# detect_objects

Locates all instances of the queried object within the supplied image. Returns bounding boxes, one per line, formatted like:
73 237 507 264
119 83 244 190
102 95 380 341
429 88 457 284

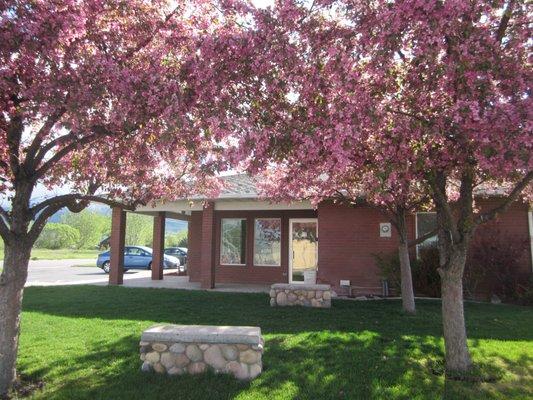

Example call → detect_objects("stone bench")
140 324 264 380
270 283 332 308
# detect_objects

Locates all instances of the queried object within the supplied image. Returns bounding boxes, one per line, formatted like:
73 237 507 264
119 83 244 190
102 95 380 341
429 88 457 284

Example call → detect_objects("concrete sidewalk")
25 259 270 293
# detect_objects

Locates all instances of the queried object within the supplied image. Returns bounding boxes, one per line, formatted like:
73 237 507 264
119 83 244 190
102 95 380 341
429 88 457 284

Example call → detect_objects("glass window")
126 247 143 256
220 219 247 265
254 218 282 266
416 212 438 256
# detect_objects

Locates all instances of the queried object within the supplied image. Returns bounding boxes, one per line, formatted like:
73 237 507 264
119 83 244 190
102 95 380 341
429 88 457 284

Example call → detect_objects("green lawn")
0 248 100 261
18 287 533 400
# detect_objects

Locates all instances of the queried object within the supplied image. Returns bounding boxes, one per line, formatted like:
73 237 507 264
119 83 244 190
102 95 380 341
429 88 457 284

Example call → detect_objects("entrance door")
289 219 318 283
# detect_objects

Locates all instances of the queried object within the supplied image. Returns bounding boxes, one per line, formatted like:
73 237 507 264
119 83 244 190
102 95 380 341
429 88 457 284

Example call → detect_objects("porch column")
109 207 126 285
151 212 165 280
200 201 215 289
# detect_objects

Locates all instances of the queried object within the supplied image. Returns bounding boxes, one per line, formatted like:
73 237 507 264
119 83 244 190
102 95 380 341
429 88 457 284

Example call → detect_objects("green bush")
62 210 110 249
125 213 153 246
414 247 441 297
165 231 188 248
35 223 81 250
375 252 402 293
375 247 441 298
466 226 529 301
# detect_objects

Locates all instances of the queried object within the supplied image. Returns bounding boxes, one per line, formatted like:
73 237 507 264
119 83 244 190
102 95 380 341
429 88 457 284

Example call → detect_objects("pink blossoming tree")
0 0 246 394
231 0 532 374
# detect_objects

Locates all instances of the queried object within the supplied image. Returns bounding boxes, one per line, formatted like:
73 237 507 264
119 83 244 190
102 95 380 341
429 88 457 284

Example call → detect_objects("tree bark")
396 208 416 314
439 246 472 374
0 242 31 397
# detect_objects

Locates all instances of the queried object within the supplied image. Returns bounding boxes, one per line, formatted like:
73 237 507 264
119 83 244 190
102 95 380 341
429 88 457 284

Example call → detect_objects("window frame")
253 217 282 267
219 218 247 266
415 211 438 259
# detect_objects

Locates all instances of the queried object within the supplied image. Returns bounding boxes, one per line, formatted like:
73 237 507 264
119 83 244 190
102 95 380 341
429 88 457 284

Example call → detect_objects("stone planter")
270 283 332 308
140 324 264 380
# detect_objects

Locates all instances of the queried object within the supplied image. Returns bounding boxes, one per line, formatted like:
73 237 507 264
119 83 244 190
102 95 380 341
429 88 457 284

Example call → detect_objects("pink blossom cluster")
0 0 255 206
227 0 531 207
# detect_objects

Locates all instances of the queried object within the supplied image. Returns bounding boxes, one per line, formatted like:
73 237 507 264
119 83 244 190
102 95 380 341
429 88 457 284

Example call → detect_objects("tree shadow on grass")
18 286 533 399
21 286 533 341
20 330 448 400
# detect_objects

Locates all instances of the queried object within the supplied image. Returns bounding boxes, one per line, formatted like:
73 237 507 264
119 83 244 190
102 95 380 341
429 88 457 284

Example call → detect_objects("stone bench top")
271 283 331 291
141 324 262 345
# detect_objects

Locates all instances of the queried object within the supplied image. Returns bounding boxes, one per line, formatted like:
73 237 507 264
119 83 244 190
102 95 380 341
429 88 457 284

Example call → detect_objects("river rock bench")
270 283 332 308
140 324 264 380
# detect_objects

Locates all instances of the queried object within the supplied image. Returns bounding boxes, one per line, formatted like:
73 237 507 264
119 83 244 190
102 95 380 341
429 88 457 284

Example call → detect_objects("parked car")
97 246 180 273
164 247 187 271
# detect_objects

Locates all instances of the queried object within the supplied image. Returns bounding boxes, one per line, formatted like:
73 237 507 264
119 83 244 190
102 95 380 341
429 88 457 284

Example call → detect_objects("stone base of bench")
140 325 263 380
270 283 332 308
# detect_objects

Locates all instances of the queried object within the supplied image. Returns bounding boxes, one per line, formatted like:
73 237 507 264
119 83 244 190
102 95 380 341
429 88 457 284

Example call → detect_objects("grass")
0 248 100 261
18 286 533 400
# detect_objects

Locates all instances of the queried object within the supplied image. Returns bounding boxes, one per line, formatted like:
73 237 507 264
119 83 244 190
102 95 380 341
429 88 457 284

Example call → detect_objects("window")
254 218 282 266
416 212 438 257
220 218 247 265
126 247 144 256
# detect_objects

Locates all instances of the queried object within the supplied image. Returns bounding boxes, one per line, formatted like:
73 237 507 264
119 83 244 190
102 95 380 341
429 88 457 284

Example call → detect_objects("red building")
111 174 533 297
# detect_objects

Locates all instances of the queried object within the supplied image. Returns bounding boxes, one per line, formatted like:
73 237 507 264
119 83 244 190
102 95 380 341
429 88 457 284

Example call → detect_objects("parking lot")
25 259 152 287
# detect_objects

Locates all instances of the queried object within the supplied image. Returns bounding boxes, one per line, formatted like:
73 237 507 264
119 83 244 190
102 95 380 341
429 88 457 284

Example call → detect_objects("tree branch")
27 202 65 242
408 228 438 248
28 194 139 242
427 171 460 243
0 206 10 242
496 0 516 44
122 5 180 60
33 125 116 180
31 194 137 216
32 130 81 169
24 107 67 168
6 112 23 177
386 107 431 125
476 171 533 224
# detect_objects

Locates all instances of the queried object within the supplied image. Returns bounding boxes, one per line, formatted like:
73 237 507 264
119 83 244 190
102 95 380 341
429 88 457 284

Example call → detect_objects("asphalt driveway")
25 259 152 287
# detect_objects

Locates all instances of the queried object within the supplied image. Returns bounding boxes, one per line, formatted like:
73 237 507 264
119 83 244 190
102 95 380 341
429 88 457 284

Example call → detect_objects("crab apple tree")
0 0 249 394
229 0 532 374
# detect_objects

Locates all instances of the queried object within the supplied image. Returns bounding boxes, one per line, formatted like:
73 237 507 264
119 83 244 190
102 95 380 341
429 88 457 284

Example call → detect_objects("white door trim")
288 218 318 284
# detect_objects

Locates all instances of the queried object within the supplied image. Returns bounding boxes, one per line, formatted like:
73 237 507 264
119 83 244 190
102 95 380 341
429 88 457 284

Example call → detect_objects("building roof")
217 174 259 199
214 173 511 200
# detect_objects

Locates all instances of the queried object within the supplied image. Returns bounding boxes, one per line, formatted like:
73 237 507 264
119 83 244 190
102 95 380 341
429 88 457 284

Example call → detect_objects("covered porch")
106 199 200 286
107 174 317 290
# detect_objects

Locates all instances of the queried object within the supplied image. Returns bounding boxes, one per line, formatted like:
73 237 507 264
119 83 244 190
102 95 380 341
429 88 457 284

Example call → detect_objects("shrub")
124 213 153 246
35 223 81 249
466 226 528 301
375 247 441 297
62 209 110 249
515 275 533 306
413 247 441 298
375 252 402 293
165 231 188 248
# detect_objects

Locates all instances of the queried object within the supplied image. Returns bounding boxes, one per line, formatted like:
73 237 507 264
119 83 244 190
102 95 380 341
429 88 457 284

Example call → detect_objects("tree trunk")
439 247 472 374
0 242 31 397
396 208 416 314
398 240 416 314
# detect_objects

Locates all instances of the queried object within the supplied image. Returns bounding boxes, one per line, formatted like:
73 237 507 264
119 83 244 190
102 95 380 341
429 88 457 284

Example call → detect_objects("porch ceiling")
135 198 314 214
